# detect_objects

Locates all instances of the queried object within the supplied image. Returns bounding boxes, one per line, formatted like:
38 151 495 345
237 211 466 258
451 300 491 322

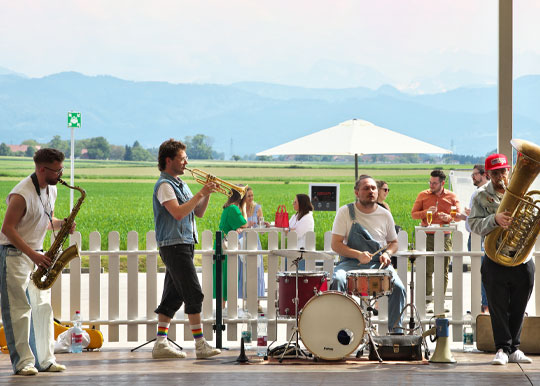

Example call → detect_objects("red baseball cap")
485 153 510 171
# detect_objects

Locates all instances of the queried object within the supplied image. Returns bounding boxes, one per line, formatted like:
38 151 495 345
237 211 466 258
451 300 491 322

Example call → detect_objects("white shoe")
195 339 221 359
509 349 532 363
492 349 509 365
426 303 434 313
152 340 187 359
16 365 38 376
45 362 66 372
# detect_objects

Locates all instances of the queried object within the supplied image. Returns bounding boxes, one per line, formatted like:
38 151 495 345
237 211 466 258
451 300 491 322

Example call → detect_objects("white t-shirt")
288 212 314 249
157 183 177 204
332 203 397 248
0 176 57 250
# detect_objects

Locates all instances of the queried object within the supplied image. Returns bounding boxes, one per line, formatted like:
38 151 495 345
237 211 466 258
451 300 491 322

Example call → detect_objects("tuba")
185 167 247 198
485 139 540 267
32 179 86 290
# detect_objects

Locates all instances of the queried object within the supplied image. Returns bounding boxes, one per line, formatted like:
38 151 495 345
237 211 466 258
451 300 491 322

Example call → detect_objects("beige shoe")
195 339 221 359
152 340 187 359
16 365 38 376
44 362 66 372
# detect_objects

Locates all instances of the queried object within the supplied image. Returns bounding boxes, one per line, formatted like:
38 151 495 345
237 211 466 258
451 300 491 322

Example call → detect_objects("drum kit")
269 249 394 362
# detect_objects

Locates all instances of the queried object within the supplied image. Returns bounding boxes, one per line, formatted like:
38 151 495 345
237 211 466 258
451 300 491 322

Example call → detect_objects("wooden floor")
1 345 539 385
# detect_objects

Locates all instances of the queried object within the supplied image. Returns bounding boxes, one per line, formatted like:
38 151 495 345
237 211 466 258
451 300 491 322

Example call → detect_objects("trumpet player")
469 153 534 365
151 138 221 360
0 148 69 375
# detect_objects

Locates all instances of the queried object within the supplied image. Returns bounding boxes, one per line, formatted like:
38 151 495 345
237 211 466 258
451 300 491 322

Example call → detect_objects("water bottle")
463 311 474 352
71 310 84 353
257 313 267 357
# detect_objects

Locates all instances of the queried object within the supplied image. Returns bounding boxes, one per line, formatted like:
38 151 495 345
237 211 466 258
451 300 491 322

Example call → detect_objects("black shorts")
154 244 204 317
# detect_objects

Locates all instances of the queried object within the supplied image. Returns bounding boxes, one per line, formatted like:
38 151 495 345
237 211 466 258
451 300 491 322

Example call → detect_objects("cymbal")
270 249 334 260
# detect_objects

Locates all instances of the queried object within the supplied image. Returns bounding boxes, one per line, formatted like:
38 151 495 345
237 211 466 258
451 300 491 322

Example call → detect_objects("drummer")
330 175 406 333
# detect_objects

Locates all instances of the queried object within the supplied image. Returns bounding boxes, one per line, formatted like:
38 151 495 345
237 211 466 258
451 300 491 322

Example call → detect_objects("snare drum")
299 291 365 360
276 271 328 317
346 269 393 297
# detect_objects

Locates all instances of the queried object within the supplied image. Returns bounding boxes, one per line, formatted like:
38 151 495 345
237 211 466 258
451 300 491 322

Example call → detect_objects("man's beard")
358 197 377 207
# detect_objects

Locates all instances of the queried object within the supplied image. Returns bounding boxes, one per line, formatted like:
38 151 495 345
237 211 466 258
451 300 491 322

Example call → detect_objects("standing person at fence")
330 175 406 333
376 180 391 212
287 193 314 270
239 187 266 312
411 169 465 313
0 148 69 376
214 189 247 309
469 153 534 365
152 138 221 359
465 164 489 314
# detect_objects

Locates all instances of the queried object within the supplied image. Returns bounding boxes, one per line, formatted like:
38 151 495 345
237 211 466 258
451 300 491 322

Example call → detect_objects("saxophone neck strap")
31 172 54 230
30 172 49 196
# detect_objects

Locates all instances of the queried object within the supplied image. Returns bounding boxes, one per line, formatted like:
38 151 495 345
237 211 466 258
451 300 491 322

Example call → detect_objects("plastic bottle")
257 313 267 357
463 311 474 352
71 310 84 353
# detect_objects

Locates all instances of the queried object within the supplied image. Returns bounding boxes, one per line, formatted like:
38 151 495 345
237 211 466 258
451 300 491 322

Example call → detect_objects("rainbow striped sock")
157 322 169 342
191 324 203 341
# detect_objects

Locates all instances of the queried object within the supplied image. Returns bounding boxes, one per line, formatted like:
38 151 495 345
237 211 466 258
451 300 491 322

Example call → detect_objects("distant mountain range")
1 70 539 158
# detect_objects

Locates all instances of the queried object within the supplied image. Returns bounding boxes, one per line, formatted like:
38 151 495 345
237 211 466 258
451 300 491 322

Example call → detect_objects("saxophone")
32 179 86 290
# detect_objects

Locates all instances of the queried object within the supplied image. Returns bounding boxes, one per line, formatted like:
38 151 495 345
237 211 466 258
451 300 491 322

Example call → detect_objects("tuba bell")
485 139 540 267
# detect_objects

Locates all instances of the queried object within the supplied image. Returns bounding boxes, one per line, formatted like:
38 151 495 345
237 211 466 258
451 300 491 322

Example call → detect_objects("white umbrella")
256 119 452 179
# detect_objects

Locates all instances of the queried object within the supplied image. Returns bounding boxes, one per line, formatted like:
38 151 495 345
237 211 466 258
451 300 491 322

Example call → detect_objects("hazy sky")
1 0 540 91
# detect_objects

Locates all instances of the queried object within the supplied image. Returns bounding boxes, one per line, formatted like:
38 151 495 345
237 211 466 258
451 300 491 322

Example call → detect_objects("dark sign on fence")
309 183 340 211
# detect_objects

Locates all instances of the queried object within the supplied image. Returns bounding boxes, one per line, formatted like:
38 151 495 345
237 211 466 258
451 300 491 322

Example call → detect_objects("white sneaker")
152 340 187 359
195 339 221 359
16 365 38 376
426 303 434 313
509 349 532 363
45 362 66 372
492 349 509 365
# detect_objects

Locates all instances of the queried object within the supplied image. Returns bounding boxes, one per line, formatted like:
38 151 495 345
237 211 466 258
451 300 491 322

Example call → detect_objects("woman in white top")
288 194 314 270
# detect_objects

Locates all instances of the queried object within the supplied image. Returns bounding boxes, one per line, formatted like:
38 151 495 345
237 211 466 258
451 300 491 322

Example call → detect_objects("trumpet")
185 167 247 198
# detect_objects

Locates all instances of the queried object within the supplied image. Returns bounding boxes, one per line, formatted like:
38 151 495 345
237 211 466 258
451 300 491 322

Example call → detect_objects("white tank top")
0 175 57 250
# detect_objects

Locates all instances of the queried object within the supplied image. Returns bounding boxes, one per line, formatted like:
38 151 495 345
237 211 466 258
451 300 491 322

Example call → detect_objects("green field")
0 157 471 252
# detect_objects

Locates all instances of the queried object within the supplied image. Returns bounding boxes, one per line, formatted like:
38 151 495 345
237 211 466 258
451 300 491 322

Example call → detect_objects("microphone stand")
214 231 226 349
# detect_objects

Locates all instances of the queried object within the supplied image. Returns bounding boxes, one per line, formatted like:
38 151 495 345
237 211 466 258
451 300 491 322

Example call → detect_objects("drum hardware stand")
355 296 383 362
278 253 310 363
394 253 430 360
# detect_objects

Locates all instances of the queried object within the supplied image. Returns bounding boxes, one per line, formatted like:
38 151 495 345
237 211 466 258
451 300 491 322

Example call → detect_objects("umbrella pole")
355 153 358 181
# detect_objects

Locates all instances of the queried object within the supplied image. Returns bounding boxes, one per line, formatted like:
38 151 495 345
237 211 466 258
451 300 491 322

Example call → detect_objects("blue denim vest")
153 172 198 247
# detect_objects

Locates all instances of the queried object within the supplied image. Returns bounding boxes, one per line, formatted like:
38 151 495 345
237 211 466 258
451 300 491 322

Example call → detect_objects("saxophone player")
469 153 534 365
0 148 73 375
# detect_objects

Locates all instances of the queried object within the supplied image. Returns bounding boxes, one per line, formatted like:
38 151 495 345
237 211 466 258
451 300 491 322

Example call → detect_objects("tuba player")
469 153 534 365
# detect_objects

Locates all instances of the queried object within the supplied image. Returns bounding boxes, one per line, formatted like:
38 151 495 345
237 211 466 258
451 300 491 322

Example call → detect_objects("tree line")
0 134 224 161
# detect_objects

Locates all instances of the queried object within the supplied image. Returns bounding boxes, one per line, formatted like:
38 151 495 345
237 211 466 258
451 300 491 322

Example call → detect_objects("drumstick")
358 246 388 266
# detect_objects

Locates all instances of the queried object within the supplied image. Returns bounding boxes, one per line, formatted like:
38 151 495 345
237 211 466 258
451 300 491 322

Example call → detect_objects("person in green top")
214 188 247 309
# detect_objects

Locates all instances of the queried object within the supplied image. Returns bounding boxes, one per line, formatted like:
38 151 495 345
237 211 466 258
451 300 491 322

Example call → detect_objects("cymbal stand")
355 296 383 362
395 253 430 359
278 252 310 362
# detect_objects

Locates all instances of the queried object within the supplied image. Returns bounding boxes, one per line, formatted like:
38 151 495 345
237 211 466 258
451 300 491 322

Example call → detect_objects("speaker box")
476 314 540 353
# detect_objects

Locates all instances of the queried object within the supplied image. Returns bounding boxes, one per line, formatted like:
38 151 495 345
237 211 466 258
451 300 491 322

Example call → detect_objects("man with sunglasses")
0 148 69 375
469 153 534 365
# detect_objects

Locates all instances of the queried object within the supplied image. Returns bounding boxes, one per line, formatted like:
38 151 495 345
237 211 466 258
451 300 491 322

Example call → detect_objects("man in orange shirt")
411 169 465 312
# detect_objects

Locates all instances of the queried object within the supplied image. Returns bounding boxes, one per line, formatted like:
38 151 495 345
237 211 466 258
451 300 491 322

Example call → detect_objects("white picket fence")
21 229 540 344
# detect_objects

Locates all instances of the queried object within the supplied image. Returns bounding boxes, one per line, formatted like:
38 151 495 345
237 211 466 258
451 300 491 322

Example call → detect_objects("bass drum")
298 291 365 360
